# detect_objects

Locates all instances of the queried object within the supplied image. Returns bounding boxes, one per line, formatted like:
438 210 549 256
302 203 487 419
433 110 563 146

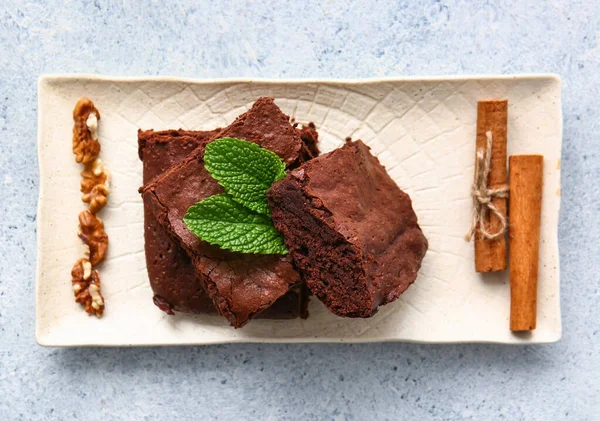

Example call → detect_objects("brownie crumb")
153 295 176 315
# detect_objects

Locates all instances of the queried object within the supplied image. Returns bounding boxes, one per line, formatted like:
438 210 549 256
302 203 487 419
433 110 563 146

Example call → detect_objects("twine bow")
465 131 509 242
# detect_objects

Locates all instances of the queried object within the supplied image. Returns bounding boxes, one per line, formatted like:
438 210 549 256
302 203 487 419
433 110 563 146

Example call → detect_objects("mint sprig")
184 194 287 255
183 138 288 255
204 137 286 215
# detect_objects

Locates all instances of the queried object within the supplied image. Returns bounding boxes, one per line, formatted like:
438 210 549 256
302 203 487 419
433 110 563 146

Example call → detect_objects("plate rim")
38 72 562 87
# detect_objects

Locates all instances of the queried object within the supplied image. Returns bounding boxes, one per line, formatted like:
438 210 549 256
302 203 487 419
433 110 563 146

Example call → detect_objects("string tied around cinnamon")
465 131 509 242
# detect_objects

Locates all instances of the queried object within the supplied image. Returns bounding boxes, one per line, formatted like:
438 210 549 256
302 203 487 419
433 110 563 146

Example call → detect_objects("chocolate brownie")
139 126 315 318
267 140 428 318
139 129 220 315
142 98 311 327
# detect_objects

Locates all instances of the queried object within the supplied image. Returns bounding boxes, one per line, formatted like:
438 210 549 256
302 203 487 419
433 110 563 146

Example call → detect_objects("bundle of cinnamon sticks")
469 100 544 332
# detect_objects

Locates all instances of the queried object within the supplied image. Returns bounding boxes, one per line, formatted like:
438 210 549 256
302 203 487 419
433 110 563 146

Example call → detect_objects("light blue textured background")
1 1 598 420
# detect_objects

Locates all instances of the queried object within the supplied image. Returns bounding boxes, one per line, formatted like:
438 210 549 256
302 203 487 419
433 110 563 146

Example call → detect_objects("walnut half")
78 210 108 266
72 98 101 164
81 159 111 213
72 258 104 317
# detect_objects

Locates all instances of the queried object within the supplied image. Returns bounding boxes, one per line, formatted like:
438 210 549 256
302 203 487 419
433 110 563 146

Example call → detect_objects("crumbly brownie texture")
296 122 320 161
142 98 310 327
139 127 313 318
267 140 428 318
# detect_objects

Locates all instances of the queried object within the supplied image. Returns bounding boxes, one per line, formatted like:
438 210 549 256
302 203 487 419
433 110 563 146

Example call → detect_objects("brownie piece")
139 126 313 319
139 129 220 315
142 98 310 327
267 140 428 318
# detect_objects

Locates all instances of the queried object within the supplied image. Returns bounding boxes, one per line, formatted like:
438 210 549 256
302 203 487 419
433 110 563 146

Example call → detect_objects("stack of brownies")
139 97 427 328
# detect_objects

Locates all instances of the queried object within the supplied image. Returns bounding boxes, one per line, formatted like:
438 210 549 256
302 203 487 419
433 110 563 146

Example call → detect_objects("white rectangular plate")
36 74 562 346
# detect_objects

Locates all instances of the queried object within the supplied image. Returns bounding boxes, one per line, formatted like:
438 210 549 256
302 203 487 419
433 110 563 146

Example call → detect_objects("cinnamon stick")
509 155 544 331
474 100 508 272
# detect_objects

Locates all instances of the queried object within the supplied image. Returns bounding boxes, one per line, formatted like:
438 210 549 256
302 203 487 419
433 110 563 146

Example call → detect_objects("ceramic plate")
36 74 562 346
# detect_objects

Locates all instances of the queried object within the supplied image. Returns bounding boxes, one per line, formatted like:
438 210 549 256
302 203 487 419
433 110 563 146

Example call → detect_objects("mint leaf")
204 137 286 215
183 194 288 255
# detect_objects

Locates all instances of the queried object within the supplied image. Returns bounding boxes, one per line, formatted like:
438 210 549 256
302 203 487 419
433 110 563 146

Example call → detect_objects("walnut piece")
81 159 111 213
72 258 104 317
78 210 108 266
72 98 101 164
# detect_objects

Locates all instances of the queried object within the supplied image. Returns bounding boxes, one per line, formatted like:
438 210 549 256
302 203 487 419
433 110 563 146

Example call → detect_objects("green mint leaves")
183 194 288 255
183 138 288 255
204 137 286 215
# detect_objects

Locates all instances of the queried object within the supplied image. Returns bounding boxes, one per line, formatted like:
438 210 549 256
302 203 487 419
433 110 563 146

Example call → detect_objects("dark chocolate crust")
141 98 311 327
267 140 428 318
